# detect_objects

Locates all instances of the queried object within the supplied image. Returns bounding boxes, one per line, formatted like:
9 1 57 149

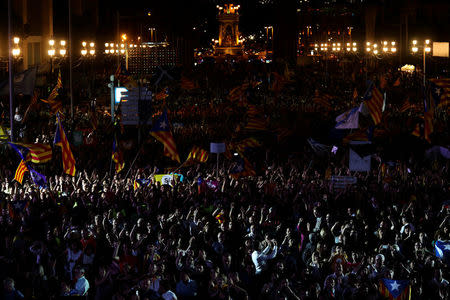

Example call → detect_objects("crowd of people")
0 59 449 300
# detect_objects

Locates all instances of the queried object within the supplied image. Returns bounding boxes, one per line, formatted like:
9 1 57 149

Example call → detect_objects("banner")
330 176 357 190
153 174 179 186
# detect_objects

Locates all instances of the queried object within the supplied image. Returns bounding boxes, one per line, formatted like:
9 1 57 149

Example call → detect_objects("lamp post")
48 39 67 74
411 39 431 87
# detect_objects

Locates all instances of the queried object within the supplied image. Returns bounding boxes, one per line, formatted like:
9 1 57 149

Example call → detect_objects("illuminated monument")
214 3 243 56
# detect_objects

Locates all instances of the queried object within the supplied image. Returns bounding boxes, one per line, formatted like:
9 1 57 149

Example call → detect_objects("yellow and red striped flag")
313 90 333 111
54 114 76 176
364 83 383 125
180 77 197 90
186 146 208 163
14 160 28 184
228 83 249 101
15 143 52 163
150 111 180 163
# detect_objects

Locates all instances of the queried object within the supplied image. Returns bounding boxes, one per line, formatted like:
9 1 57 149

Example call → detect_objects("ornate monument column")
214 3 243 56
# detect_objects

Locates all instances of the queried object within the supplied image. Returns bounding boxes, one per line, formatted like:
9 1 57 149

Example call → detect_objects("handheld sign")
210 143 225 154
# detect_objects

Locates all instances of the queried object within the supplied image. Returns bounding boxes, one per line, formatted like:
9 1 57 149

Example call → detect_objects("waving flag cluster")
150 110 180 163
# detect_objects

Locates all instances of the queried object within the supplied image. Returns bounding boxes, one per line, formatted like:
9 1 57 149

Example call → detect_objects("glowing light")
60 40 66 46
13 37 20 44
12 48 20 56
59 49 66 56
81 49 87 55
49 39 55 46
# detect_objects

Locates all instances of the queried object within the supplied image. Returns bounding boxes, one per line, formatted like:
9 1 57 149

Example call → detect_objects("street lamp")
12 36 20 57
411 39 431 86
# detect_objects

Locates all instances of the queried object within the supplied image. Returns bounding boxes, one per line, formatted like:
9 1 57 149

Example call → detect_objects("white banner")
331 176 357 189
433 42 449 58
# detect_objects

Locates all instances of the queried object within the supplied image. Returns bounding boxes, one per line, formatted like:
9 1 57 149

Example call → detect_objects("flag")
270 72 287 93
112 135 125 173
378 279 411 300
399 99 412 113
0 67 37 96
307 138 331 154
275 127 294 143
180 76 197 90
29 168 47 189
48 70 63 101
150 111 180 163
185 146 209 164
245 116 267 131
115 63 132 86
14 160 28 184
435 240 450 264
133 179 151 191
22 90 39 123
235 138 261 155
342 128 370 144
155 88 169 100
313 91 333 111
54 113 76 176
41 71 63 114
429 78 450 108
352 88 359 101
230 156 255 178
228 83 249 101
424 109 433 143
40 97 62 115
12 143 52 163
363 82 383 125
335 106 360 129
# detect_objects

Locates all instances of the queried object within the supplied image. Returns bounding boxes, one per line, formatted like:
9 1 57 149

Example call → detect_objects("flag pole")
8 0 14 142
69 0 74 120
124 143 144 179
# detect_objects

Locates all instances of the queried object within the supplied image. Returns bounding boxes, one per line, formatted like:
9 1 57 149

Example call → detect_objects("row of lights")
81 41 95 56
48 39 67 57
315 42 358 52
412 39 431 53
366 41 397 54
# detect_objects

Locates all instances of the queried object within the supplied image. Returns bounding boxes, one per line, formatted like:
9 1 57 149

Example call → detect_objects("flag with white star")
379 278 411 300
435 240 450 264
429 78 450 108
150 110 180 163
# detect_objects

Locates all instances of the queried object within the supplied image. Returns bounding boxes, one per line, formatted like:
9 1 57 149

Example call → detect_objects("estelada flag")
378 279 411 300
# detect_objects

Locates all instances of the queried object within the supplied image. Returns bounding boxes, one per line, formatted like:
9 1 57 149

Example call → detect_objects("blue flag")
29 168 47 189
435 240 450 264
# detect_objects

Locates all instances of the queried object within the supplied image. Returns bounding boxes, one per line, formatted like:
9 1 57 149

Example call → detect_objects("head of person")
74 268 85 280
3 278 15 292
